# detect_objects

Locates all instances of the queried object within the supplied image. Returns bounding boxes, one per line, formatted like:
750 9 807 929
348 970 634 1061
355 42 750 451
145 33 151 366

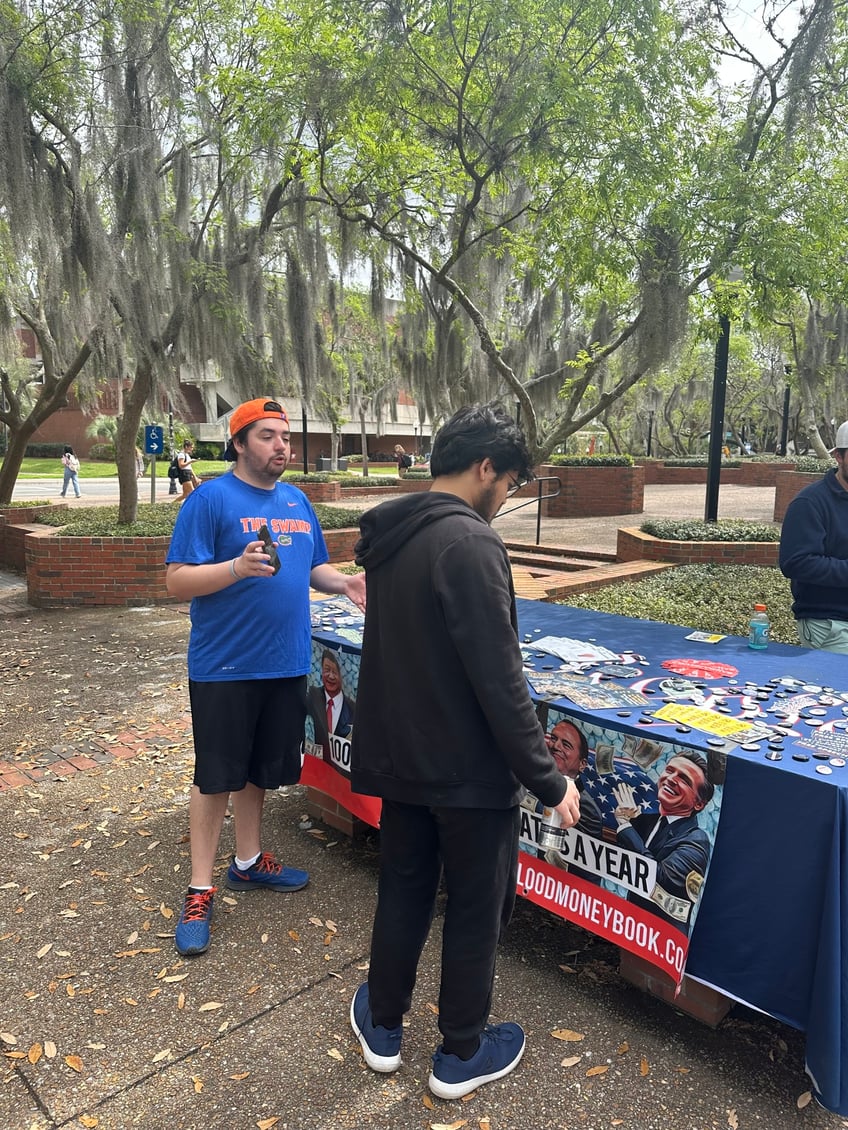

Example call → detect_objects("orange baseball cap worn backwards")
228 398 289 438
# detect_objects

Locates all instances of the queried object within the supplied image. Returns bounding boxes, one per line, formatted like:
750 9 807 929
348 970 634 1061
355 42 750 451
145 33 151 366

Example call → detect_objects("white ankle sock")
234 851 260 871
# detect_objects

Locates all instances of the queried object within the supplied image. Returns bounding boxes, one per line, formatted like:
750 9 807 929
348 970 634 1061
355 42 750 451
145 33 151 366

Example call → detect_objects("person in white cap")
779 420 848 652
165 398 366 957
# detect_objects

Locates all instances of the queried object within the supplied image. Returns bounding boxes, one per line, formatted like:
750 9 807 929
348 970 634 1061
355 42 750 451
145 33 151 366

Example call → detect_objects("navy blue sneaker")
429 1022 526 1099
175 887 216 956
225 852 309 892
350 983 402 1072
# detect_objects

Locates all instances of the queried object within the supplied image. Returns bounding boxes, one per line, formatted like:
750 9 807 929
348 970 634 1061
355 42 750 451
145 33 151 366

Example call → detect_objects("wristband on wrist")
230 557 241 580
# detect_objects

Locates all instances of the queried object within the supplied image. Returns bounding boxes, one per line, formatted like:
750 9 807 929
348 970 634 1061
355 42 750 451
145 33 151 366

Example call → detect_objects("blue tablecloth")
514 600 848 1114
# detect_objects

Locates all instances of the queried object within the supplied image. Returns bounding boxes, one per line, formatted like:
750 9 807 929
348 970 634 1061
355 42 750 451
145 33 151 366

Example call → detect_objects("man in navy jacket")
780 420 848 653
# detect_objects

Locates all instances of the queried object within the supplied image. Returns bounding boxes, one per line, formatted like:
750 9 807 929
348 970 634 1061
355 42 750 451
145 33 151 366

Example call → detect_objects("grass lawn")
15 457 400 480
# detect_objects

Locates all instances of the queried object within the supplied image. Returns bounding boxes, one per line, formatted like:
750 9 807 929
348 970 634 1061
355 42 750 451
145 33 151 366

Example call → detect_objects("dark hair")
429 403 533 480
63 445 74 455
320 648 341 674
551 718 589 764
670 751 715 807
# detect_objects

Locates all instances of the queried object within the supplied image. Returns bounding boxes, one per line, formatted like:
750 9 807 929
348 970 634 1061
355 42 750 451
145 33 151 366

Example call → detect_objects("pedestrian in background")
135 446 145 478
60 445 81 498
177 439 200 497
350 402 580 1100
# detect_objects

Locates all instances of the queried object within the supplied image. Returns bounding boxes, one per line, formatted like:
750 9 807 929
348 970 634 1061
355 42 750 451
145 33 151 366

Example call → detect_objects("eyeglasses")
505 474 528 496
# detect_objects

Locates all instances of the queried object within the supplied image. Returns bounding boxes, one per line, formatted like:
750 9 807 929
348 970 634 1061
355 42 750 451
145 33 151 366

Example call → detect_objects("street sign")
144 425 164 455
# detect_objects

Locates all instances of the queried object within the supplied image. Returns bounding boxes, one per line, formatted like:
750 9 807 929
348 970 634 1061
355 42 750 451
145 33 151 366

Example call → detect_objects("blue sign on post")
144 425 164 455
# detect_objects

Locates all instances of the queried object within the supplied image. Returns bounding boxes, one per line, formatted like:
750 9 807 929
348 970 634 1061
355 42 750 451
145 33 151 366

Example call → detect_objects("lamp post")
705 268 743 523
646 410 654 457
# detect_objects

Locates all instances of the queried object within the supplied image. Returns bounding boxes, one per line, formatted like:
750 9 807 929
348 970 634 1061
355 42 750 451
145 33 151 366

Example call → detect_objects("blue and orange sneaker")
225 851 309 892
175 887 216 956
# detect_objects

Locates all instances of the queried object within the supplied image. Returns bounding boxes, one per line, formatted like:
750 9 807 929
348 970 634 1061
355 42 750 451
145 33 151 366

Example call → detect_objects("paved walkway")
3 479 842 1130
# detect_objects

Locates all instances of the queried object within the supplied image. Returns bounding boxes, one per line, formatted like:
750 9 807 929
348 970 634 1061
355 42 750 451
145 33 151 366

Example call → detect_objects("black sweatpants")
367 798 520 1054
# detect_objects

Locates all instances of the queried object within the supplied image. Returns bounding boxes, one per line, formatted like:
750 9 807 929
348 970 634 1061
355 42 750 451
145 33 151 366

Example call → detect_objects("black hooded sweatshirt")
350 491 568 810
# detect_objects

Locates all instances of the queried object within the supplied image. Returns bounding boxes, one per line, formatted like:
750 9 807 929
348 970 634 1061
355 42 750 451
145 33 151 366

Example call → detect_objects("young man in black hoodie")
349 403 580 1100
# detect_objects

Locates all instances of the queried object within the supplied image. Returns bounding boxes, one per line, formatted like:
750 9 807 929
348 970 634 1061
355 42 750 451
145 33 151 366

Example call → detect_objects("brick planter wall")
773 471 820 522
0 504 67 571
322 527 360 561
637 462 794 487
26 528 174 608
617 527 779 567
291 480 342 502
539 464 644 518
19 523 362 607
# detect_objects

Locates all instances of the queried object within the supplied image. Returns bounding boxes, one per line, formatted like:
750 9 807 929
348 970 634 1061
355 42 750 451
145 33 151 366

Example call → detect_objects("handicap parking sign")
144 425 164 455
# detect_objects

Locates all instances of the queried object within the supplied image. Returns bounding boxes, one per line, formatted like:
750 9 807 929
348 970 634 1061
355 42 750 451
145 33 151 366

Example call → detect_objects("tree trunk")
330 426 340 470
359 408 369 477
0 422 39 505
115 357 154 524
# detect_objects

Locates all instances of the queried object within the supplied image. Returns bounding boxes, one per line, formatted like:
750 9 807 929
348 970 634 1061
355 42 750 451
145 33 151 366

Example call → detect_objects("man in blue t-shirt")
166 398 366 957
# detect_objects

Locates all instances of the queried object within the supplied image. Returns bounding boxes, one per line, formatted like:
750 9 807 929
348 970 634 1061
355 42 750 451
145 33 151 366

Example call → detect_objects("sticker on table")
657 678 705 701
794 730 848 757
652 702 753 739
661 658 739 679
553 681 651 710
595 664 644 679
684 631 728 643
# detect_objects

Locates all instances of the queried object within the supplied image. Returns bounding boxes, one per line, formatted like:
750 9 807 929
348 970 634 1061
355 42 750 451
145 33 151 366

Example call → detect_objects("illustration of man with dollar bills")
613 751 714 935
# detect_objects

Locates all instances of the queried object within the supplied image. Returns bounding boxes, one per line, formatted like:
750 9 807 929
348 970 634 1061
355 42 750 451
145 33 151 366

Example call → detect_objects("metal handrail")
493 475 562 546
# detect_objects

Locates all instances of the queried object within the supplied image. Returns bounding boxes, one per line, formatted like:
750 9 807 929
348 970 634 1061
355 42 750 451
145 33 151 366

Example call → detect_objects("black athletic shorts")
188 676 308 794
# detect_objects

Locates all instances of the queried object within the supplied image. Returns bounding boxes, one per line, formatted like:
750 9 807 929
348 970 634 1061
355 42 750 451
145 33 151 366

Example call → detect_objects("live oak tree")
0 0 312 516
243 0 848 465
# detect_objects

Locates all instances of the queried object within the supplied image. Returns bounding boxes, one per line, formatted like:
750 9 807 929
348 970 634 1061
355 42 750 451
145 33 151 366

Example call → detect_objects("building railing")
494 475 562 545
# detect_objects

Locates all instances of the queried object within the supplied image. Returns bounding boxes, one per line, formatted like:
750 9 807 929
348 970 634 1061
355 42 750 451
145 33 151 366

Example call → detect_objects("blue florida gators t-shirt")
166 471 329 681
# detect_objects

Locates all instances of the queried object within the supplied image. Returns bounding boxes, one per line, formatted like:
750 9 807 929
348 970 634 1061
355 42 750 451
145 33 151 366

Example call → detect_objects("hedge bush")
547 454 633 467
24 443 67 458
661 457 742 468
563 563 796 643
88 443 117 461
794 456 833 474
640 518 781 542
33 501 365 536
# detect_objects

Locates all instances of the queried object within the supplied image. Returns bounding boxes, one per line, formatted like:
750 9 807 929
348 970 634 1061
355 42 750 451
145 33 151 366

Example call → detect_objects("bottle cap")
753 603 767 611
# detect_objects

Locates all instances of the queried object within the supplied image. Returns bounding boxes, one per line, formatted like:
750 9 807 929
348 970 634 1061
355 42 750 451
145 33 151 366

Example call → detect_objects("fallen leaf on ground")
560 1055 581 1068
429 1122 467 1130
27 1043 42 1064
479 1119 491 1130
796 1092 812 1109
36 943 53 960
152 1049 171 1063
327 1048 344 1062
80 1116 98 1128
199 1001 223 1011
230 1072 250 1081
422 1095 435 1110
727 1109 739 1128
65 1054 83 1072
640 1056 649 1076
44 1041 57 1058
0 1033 17 1045
257 1119 279 1129
551 1028 584 1042
192 1076 203 1093
617 1041 629 1055
586 1064 609 1077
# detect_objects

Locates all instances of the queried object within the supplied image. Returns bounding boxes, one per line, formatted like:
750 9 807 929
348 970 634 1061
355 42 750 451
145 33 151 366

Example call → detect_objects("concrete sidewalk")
1 745 841 1130
0 581 843 1130
10 477 780 557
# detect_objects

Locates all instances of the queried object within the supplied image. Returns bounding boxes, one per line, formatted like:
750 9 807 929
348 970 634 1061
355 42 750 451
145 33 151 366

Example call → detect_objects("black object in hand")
257 525 281 574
